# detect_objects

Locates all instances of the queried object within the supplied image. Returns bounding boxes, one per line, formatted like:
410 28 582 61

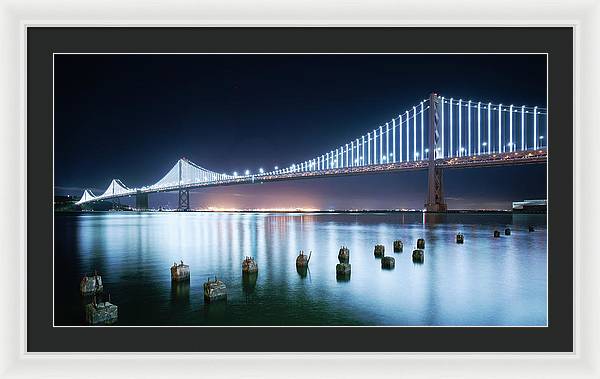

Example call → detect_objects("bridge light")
482 142 487 147
425 148 429 153
539 136 544 139
245 170 250 176
233 171 238 177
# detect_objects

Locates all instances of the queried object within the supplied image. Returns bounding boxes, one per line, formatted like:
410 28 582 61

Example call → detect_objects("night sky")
54 54 547 210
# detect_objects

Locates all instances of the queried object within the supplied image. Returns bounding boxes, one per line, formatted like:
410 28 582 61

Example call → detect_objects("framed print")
0 0 597 376
28 26 571 353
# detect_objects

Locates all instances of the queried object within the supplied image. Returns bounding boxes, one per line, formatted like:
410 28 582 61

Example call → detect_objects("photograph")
53 53 548 327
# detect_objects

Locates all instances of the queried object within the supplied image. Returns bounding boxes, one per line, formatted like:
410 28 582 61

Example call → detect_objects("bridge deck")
82 149 547 203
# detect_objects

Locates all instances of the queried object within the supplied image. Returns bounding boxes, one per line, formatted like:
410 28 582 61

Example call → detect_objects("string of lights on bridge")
230 96 546 179
76 94 547 205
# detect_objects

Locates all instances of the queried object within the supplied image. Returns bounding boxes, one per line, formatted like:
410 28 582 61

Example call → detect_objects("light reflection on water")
54 212 547 326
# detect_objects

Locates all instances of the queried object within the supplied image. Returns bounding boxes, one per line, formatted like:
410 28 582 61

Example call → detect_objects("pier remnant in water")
456 233 464 244
242 256 258 274
505 228 511 236
417 238 425 249
393 240 403 252
296 250 311 267
203 277 227 302
80 271 103 295
381 256 395 269
338 246 350 263
336 262 351 277
528 225 535 232
85 296 118 325
412 249 424 263
374 244 385 258
493 230 501 238
171 260 190 282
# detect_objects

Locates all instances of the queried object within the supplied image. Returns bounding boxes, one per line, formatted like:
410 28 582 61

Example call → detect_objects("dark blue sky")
54 54 547 210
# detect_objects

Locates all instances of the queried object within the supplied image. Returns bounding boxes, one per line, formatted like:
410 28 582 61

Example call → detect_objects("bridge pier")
111 197 121 210
178 189 190 211
425 165 447 212
135 191 149 210
425 92 448 212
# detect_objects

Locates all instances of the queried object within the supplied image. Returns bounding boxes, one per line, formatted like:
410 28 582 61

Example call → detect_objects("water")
54 212 547 326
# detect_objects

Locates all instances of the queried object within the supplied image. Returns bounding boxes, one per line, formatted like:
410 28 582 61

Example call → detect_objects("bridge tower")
178 159 190 211
425 92 448 212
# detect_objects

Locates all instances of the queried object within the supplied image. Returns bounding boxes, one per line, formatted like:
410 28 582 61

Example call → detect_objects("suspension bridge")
75 93 547 211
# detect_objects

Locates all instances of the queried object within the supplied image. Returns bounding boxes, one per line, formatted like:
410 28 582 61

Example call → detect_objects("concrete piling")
85 296 118 325
393 240 403 252
456 233 464 244
505 228 511 236
80 271 103 296
374 244 385 258
417 238 425 249
412 249 424 263
528 225 535 232
242 256 258 274
338 246 350 263
171 260 190 282
336 262 351 277
203 276 227 302
493 230 501 238
296 250 311 267
381 256 395 269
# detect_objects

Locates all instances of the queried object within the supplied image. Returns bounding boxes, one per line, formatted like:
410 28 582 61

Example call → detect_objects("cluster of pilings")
79 270 118 325
90 224 539 321
492 225 535 238
368 238 427 268
372 243 395 269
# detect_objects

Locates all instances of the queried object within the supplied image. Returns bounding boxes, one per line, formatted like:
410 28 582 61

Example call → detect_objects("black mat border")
28 27 573 352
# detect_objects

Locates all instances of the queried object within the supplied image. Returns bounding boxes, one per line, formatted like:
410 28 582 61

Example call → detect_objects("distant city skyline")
54 54 547 210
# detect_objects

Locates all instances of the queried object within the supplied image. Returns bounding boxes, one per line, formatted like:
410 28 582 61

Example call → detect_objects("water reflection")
242 272 258 295
55 211 548 326
170 281 190 305
296 266 308 279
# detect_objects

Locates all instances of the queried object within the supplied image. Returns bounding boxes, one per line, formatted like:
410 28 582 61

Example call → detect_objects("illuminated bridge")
76 93 547 211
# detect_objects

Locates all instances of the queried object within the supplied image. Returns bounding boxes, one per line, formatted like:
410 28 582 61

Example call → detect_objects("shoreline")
54 209 546 215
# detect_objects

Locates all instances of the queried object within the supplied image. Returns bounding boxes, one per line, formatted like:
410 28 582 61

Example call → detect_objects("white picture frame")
0 0 596 377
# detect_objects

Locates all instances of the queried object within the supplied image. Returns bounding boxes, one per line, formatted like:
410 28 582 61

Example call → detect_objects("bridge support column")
136 191 149 210
112 197 121 210
178 189 190 211
425 92 448 212
426 166 447 212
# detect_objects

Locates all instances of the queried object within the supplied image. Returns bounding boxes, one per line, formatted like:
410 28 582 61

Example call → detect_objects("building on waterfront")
512 199 547 213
